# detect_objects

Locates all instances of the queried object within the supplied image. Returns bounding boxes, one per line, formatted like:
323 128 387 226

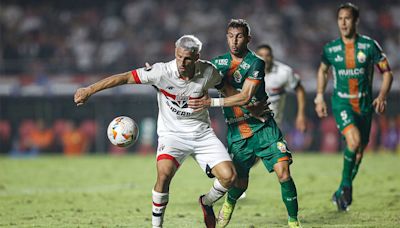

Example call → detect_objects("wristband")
210 98 224 107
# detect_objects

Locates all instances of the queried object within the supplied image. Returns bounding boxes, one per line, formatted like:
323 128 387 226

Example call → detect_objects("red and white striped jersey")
131 59 222 137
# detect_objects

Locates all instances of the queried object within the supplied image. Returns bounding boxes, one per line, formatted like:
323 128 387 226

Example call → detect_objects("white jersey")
131 59 222 137
264 60 300 125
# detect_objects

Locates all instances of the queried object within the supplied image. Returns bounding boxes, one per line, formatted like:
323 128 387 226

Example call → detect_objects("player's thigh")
157 135 192 168
229 138 257 179
192 131 232 177
258 140 293 173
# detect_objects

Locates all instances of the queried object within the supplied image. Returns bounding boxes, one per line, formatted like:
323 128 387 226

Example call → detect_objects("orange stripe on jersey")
228 59 253 138
131 70 142 84
228 59 241 77
232 106 253 138
278 156 290 162
342 123 355 135
348 78 360 113
345 42 356 68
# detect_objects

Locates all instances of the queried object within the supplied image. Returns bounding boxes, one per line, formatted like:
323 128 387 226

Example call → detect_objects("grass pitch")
1 153 399 227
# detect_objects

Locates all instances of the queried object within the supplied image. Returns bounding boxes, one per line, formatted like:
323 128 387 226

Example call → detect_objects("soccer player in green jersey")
189 19 301 228
314 3 393 211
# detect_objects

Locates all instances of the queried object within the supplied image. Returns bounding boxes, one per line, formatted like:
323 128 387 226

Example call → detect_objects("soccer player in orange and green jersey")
314 3 393 211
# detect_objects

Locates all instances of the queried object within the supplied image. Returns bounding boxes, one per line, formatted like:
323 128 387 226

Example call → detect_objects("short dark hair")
337 2 359 21
256 44 273 54
227 19 251 37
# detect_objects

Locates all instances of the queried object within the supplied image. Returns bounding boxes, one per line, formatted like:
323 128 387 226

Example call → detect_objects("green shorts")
228 119 292 178
332 104 372 146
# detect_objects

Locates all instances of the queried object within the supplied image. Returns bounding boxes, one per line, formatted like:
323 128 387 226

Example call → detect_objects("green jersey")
212 50 268 142
321 34 389 114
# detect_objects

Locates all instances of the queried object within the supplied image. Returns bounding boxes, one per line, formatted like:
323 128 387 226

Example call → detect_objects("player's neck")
230 49 248 62
341 33 357 44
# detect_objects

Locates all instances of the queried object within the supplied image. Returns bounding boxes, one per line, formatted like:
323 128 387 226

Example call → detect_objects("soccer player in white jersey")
74 35 237 228
256 44 307 132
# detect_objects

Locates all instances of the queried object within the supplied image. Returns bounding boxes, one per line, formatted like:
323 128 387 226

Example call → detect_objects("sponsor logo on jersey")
277 142 287 153
167 86 174 90
357 51 366 63
240 61 250 70
166 100 192 116
233 71 242 83
338 68 365 77
328 45 342 53
334 55 343 62
216 59 228 66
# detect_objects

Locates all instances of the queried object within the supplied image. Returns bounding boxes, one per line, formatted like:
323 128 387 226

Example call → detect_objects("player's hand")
314 94 328 118
295 114 307 132
188 94 211 112
74 87 92 106
372 96 387 114
245 99 271 122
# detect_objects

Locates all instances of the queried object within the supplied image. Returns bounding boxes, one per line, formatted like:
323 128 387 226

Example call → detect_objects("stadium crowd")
1 0 399 155
1 0 399 78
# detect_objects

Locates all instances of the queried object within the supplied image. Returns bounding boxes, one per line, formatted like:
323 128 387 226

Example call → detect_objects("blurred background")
0 0 399 156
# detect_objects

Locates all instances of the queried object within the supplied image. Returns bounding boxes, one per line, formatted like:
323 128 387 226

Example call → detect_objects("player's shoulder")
248 50 264 63
357 34 382 48
323 37 341 48
274 60 293 72
196 59 218 71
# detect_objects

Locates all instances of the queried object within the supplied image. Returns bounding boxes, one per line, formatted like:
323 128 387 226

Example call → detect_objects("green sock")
226 187 245 205
351 160 362 181
338 147 356 194
280 178 298 220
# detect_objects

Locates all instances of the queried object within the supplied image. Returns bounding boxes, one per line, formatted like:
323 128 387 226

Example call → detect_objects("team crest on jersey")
277 142 287 153
175 94 189 108
233 71 242 83
240 61 250 70
357 51 366 63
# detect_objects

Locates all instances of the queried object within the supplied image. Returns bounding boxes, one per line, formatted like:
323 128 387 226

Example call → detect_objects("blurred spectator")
137 117 156 155
0 120 11 153
10 119 53 156
61 121 88 156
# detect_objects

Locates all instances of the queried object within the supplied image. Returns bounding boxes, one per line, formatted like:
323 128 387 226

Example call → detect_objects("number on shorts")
340 110 348 121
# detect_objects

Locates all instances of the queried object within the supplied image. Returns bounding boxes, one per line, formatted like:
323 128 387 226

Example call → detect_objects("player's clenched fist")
74 87 92 106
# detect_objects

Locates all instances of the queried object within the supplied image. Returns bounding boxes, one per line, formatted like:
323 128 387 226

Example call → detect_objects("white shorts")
156 131 231 174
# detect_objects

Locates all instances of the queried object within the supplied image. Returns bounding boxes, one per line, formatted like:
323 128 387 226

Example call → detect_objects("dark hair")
227 19 251 36
337 2 359 21
256 44 273 55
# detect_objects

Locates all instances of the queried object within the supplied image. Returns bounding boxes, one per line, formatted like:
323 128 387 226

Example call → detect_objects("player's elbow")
238 94 252 106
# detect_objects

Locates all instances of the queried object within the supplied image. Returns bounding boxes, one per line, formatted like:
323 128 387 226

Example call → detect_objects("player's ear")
195 53 200 61
247 35 252 43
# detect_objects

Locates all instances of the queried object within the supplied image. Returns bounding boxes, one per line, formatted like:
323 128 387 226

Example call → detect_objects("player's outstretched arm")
295 83 307 132
314 62 329 118
373 70 393 114
74 71 135 106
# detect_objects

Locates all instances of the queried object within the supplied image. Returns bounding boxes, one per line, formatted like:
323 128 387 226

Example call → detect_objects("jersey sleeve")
246 59 265 82
321 45 331 66
371 40 391 73
131 63 164 85
206 65 224 89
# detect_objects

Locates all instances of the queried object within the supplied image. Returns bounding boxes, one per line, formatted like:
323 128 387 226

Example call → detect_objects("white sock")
152 189 169 227
202 179 228 206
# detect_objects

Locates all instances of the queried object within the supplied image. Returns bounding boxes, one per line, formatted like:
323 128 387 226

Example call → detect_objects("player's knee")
348 139 361 151
157 171 174 185
218 169 236 187
277 172 291 182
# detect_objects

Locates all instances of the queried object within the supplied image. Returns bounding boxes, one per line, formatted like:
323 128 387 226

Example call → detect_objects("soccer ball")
107 116 139 147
